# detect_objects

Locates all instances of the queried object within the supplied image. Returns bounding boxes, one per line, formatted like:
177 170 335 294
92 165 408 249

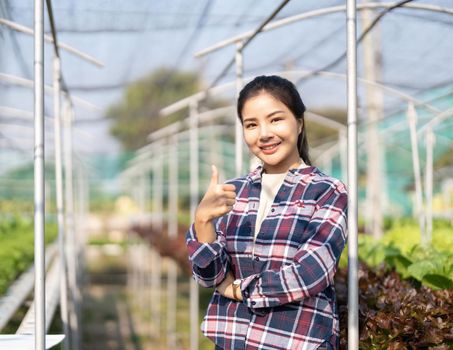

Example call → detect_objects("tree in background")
107 68 201 151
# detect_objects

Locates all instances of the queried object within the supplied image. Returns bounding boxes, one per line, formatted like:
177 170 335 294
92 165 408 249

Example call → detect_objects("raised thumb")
209 165 219 187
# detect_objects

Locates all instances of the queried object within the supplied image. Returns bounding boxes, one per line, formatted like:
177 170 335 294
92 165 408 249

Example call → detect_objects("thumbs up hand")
195 165 236 224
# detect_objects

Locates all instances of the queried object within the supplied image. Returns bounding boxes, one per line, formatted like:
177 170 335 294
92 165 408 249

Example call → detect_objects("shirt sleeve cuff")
186 223 226 268
240 274 268 315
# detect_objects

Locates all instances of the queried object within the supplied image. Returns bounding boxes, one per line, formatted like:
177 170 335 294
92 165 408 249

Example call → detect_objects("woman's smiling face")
241 91 303 174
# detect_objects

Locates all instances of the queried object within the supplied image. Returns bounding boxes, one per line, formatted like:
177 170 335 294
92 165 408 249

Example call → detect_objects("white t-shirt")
254 171 287 239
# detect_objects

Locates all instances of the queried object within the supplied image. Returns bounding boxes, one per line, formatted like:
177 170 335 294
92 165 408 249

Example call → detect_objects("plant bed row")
335 264 452 350
0 216 57 295
130 222 453 349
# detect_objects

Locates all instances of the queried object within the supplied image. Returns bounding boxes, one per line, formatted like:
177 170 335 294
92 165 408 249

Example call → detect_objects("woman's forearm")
194 218 217 243
216 271 243 301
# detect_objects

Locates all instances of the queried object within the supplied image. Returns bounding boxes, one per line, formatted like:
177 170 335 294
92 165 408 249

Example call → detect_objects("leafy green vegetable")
0 216 57 295
339 219 453 289
335 264 453 349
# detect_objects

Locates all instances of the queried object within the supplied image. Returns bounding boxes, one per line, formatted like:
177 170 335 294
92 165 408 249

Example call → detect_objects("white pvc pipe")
418 107 453 244
63 100 80 350
282 70 441 114
305 111 346 132
53 56 70 350
425 128 435 244
0 17 104 67
189 99 199 350
152 148 163 336
195 2 453 57
235 41 244 177
158 68 440 125
339 130 347 183
407 102 426 245
76 163 88 276
0 73 100 111
34 1 46 348
0 106 51 121
346 1 359 349
159 84 234 117
417 107 453 135
74 163 85 348
167 133 178 349
147 120 183 142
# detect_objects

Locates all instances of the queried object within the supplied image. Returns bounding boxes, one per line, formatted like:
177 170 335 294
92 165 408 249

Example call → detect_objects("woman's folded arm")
186 217 230 288
241 185 348 309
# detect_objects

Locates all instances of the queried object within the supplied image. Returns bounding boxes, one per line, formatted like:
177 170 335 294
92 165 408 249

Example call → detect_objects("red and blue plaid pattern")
186 165 348 350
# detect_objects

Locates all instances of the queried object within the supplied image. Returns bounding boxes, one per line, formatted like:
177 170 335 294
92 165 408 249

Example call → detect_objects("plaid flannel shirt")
186 164 348 350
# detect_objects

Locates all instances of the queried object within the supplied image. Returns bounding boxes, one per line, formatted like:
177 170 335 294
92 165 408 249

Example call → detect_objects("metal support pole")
208 124 217 175
74 163 85 348
362 0 384 239
139 171 147 213
79 164 88 273
34 0 45 348
133 177 140 210
407 102 426 245
195 3 453 59
189 99 199 350
139 243 146 321
339 130 347 183
235 41 244 177
425 127 435 245
133 240 140 309
76 165 84 274
167 134 179 348
63 100 80 350
143 171 150 213
346 1 359 349
151 149 163 336
53 56 70 350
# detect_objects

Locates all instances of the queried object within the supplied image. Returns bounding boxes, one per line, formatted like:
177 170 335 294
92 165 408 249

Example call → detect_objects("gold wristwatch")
232 279 241 300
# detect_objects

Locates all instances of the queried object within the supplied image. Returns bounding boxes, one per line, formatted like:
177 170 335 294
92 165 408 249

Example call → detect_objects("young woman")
186 75 347 350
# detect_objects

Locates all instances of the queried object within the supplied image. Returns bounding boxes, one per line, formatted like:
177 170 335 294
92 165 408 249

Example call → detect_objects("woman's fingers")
223 191 237 200
222 184 236 192
197 167 237 221
216 204 234 217
217 205 233 216
225 198 236 206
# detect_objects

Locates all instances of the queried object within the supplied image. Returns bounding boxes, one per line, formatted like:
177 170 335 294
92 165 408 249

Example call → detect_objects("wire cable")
295 0 416 84
3 0 32 79
173 0 214 67
248 22 345 74
207 0 291 90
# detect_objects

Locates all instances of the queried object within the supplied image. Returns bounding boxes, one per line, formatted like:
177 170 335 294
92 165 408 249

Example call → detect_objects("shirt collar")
246 162 316 184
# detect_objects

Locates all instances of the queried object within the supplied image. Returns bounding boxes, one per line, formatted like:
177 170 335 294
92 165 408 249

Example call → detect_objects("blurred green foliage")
0 200 33 215
339 219 453 289
0 216 58 295
107 67 227 151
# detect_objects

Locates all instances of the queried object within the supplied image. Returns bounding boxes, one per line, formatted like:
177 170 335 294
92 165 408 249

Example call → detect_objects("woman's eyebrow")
242 116 256 123
266 110 284 118
243 110 285 123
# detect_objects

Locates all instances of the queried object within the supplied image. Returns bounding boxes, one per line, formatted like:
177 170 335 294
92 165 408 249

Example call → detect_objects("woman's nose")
259 124 273 140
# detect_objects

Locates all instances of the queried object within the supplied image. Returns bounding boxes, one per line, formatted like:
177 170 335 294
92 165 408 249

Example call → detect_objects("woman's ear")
297 119 303 134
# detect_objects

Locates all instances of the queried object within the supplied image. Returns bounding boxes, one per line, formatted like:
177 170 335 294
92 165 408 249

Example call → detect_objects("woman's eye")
245 123 256 129
271 117 282 123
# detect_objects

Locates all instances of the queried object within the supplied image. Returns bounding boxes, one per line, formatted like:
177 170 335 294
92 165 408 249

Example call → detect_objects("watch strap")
232 279 241 300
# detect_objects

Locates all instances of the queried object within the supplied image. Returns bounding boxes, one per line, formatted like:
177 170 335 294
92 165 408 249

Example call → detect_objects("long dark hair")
237 75 311 166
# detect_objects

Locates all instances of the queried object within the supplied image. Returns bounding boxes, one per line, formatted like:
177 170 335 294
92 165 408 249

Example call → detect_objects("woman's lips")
260 142 281 155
